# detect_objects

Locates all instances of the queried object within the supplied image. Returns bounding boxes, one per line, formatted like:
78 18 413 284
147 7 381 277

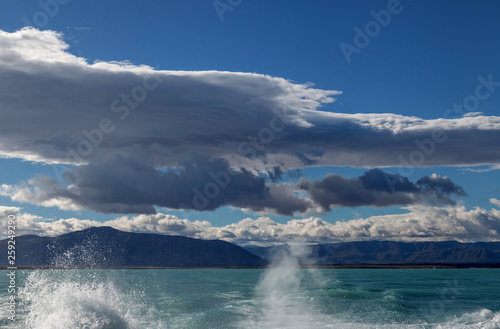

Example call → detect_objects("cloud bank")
1 27 500 170
1 28 499 215
1 167 465 215
299 170 465 211
2 201 500 246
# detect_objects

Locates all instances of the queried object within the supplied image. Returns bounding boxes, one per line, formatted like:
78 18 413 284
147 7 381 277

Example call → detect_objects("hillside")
0 227 267 268
246 241 500 266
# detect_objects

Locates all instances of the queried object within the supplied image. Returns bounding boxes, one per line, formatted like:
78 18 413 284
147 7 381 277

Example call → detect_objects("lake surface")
1 267 500 328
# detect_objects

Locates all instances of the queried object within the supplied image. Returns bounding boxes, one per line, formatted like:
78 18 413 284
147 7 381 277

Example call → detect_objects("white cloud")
1 178 84 212
490 198 500 207
2 204 499 246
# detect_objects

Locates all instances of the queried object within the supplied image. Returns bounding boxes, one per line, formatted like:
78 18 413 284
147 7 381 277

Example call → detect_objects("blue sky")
0 0 500 244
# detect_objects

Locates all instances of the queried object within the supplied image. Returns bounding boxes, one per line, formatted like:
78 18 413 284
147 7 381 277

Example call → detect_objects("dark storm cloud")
416 175 466 196
7 154 310 216
1 163 463 215
267 166 284 183
415 174 466 205
298 169 465 211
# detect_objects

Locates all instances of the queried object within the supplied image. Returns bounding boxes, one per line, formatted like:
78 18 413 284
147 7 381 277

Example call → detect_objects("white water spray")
240 243 330 329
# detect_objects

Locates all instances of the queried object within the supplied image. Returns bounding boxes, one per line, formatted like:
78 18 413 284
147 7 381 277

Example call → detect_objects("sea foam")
17 270 165 329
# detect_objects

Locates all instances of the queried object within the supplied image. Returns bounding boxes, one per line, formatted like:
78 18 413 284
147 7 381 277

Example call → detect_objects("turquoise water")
1 267 500 328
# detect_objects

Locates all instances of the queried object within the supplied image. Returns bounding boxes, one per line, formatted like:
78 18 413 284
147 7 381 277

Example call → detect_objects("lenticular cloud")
1 28 500 171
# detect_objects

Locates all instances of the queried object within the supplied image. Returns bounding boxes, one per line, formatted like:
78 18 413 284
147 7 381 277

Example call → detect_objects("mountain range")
2 227 500 268
0 227 267 268
245 241 500 266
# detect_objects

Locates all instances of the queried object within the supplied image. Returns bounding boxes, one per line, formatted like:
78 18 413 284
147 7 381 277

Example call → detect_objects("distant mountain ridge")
245 241 500 266
0 227 267 268
3 227 500 268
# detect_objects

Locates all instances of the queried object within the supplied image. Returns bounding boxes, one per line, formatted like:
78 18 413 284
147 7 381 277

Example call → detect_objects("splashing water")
4 239 499 329
239 243 333 329
16 270 166 329
3 267 500 329
47 233 117 269
435 309 500 329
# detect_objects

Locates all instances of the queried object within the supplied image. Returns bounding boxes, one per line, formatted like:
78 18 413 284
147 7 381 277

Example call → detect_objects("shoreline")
2 264 500 270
